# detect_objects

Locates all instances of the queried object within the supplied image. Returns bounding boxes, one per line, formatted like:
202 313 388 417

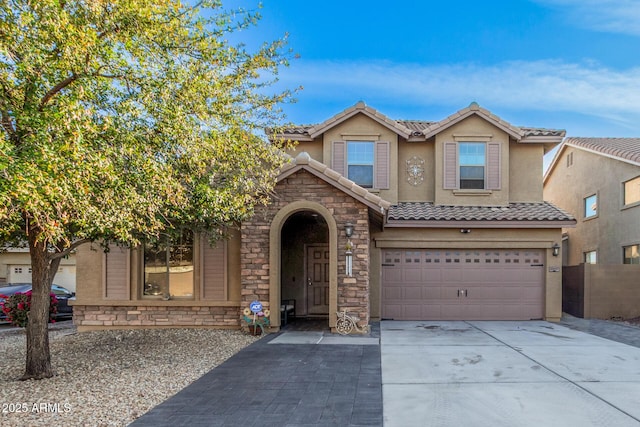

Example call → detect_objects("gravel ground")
0 323 258 426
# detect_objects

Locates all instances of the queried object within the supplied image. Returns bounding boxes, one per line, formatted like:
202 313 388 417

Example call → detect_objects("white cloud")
534 0 640 36
278 59 640 132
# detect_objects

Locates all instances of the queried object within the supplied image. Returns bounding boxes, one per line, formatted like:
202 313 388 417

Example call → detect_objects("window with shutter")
103 246 129 299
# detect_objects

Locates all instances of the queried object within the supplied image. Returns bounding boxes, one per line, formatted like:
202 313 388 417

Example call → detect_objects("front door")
306 244 329 315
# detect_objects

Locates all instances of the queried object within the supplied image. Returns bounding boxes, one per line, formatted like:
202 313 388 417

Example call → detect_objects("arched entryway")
269 201 338 329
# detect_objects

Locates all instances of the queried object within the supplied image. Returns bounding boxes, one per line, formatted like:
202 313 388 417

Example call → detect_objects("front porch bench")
280 299 296 326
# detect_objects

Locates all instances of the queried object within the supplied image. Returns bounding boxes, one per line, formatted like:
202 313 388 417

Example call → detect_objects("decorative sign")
406 156 425 186
249 300 263 313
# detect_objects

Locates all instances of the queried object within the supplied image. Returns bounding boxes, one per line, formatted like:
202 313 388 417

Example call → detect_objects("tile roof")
274 103 564 141
564 137 640 165
387 202 574 223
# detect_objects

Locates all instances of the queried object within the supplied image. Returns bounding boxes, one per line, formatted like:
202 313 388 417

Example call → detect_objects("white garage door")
382 249 544 321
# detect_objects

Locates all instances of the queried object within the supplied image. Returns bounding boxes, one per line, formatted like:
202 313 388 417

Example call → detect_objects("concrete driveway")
381 321 640 427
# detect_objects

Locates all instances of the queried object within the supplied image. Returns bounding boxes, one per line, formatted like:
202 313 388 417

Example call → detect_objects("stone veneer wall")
241 170 371 328
73 305 241 329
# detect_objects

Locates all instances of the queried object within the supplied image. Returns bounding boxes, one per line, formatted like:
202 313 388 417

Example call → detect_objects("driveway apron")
381 321 640 427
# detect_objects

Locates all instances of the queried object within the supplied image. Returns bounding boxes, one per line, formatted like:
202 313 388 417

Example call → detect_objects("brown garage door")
382 249 544 321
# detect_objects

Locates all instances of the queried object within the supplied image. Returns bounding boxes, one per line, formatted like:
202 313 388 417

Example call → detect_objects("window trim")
458 142 486 190
346 141 375 188
623 244 640 264
623 176 640 208
584 193 598 220
584 250 597 264
142 231 196 300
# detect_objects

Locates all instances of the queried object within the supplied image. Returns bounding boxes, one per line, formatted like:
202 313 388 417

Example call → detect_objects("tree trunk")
23 230 60 380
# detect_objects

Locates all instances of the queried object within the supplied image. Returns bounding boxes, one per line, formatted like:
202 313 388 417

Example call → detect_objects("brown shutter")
103 246 129 299
487 142 501 190
443 142 458 189
332 141 346 176
202 239 226 300
375 141 389 189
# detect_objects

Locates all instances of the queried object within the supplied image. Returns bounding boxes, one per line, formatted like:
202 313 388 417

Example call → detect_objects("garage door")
382 249 544 321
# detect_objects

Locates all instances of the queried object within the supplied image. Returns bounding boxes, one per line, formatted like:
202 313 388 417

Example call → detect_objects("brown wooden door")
306 245 329 315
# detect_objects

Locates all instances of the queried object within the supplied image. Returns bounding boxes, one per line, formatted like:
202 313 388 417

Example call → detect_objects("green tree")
0 0 295 379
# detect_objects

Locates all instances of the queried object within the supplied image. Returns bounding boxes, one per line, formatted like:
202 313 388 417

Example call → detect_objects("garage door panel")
382 249 544 321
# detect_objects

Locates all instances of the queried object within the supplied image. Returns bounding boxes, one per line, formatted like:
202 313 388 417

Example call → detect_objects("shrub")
0 290 58 327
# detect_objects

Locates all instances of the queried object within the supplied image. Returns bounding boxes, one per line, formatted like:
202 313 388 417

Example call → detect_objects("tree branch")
49 238 92 260
40 73 78 108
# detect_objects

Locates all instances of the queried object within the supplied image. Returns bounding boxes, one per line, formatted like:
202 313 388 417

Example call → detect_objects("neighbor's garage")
381 249 544 321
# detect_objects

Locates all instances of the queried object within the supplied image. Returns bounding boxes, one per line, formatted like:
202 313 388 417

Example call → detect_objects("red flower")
0 294 8 299
17 302 25 310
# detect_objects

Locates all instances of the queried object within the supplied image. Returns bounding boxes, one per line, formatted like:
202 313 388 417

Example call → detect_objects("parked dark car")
0 283 74 322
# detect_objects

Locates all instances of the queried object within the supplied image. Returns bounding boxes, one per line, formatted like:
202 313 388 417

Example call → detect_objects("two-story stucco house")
543 138 640 320
73 102 575 332
544 137 640 266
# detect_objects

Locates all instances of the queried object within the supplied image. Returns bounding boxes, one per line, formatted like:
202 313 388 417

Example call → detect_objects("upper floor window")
347 142 374 188
624 244 639 264
332 141 389 189
584 194 597 219
443 141 500 191
623 176 640 206
584 251 597 264
459 143 486 189
143 230 194 299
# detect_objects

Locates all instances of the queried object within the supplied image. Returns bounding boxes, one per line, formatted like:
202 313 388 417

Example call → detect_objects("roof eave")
384 219 577 229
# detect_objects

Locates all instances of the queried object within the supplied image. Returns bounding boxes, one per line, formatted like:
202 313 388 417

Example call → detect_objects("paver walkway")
131 325 382 427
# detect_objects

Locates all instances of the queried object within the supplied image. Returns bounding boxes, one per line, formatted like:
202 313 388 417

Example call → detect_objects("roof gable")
421 102 524 140
305 101 412 139
544 137 640 183
277 152 391 214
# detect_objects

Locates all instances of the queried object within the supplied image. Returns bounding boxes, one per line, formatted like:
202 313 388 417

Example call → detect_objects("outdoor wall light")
345 240 353 277
344 223 354 277
552 243 560 257
344 222 354 238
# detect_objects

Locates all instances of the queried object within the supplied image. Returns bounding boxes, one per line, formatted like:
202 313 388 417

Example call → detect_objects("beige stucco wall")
322 114 399 204
509 142 544 202
544 147 640 265
370 227 564 322
434 116 511 206
397 139 435 202
286 137 323 162
567 264 640 319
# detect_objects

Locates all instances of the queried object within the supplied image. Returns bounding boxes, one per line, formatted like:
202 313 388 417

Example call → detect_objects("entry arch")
270 201 338 328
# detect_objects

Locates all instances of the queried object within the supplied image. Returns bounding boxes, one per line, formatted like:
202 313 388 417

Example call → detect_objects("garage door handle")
531 264 544 267
382 263 395 266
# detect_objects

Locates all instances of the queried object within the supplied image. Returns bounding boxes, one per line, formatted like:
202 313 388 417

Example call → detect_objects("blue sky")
226 0 640 139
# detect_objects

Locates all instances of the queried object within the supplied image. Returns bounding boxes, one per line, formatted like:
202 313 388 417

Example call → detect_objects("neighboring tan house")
73 102 574 332
544 138 640 319
0 248 77 292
